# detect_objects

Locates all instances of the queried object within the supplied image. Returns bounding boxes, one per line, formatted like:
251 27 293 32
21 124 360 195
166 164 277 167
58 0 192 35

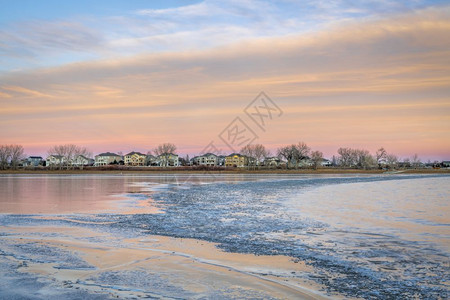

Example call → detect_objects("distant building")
217 155 226 166
145 154 158 166
157 153 179 167
263 157 282 167
72 155 94 167
297 157 312 168
95 152 122 166
46 155 66 167
441 161 450 168
225 153 248 167
321 158 332 167
124 151 146 166
24 156 44 167
192 153 219 166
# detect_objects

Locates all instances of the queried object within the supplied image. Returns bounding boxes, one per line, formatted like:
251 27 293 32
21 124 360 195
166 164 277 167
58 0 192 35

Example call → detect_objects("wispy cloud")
1 0 439 72
1 85 53 98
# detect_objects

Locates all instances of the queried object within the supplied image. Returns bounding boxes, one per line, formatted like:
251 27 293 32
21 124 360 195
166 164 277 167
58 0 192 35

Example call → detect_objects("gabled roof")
226 153 245 158
96 152 120 157
125 151 146 156
264 156 280 160
199 152 217 157
28 156 43 159
75 155 91 160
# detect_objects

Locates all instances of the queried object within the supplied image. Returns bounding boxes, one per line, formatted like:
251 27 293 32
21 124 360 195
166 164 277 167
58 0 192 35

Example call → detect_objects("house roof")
76 155 92 160
199 152 217 157
96 152 120 157
125 151 145 156
28 156 43 159
264 156 280 160
226 153 245 158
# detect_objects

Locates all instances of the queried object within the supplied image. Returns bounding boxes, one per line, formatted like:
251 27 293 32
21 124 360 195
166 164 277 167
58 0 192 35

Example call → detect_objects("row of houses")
22 151 334 168
43 152 181 168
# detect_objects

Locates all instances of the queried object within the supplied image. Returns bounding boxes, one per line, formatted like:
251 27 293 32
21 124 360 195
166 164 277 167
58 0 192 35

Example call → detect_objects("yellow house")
225 153 248 168
124 151 146 166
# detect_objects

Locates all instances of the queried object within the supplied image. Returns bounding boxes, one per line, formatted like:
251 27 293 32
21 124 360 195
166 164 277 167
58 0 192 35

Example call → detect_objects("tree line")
0 145 25 170
0 142 437 170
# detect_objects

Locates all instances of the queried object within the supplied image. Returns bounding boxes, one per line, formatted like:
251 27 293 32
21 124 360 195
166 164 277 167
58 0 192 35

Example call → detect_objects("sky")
0 0 449 161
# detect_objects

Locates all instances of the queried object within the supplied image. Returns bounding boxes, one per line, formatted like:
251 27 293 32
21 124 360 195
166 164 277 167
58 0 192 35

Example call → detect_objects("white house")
263 157 282 167
192 153 218 166
95 152 122 166
72 155 94 167
46 155 66 168
157 153 179 167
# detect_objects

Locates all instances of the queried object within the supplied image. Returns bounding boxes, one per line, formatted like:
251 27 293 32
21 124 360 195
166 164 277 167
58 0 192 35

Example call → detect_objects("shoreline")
1 168 449 175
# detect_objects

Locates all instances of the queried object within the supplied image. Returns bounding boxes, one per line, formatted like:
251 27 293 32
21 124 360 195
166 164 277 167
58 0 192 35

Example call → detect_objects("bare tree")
337 148 376 169
74 146 92 169
153 143 177 167
277 145 297 169
48 144 91 169
65 144 77 169
0 145 11 170
310 150 323 170
153 143 177 156
296 142 310 160
240 144 270 167
376 147 387 168
47 145 66 169
277 142 310 169
355 149 376 169
9 145 25 170
337 147 357 168
385 154 398 169
411 153 421 169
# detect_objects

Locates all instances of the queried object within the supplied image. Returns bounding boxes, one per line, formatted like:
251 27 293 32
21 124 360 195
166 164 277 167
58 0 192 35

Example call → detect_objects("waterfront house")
46 155 66 168
145 154 158 166
72 155 94 167
94 152 122 166
263 156 282 167
124 151 146 166
193 153 219 166
321 158 332 167
157 153 179 167
217 155 225 166
225 153 248 167
24 156 44 167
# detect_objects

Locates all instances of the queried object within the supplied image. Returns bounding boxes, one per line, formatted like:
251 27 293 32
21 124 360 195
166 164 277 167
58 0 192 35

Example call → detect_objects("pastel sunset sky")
1 0 449 160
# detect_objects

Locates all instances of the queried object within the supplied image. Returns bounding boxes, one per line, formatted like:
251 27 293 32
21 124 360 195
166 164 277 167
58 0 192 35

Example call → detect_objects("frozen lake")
0 173 449 299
